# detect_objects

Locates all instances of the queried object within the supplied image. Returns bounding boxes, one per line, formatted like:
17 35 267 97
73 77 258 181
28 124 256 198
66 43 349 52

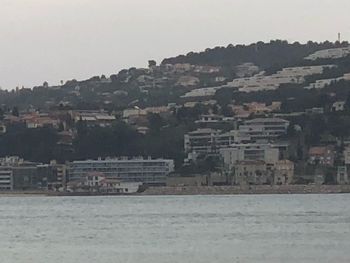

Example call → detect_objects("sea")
0 194 349 263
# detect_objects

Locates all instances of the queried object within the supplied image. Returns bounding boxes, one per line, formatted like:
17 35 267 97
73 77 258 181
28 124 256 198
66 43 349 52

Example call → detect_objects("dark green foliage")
162 40 348 69
0 125 58 163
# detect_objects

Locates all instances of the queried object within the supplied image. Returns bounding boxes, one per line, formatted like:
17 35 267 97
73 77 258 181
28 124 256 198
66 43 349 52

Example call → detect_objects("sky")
0 0 350 90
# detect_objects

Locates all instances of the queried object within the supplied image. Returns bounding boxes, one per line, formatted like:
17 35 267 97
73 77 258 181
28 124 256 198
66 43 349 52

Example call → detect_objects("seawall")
141 185 350 195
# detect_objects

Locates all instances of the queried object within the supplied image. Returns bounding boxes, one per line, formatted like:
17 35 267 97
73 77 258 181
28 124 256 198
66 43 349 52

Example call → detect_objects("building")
166 175 207 187
184 129 249 161
0 167 13 190
337 166 349 185
233 160 270 185
220 143 280 171
72 111 116 127
308 146 335 166
99 179 141 194
0 156 67 191
344 146 350 165
68 157 175 186
305 46 350 60
195 115 235 125
226 65 335 92
181 87 221 98
273 160 294 185
239 118 289 141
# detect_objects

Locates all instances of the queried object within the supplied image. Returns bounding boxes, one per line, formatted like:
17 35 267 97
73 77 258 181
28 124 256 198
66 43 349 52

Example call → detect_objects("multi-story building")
233 160 270 185
238 118 289 141
184 129 250 161
0 167 13 190
220 143 280 171
273 160 294 185
68 157 175 186
0 156 67 191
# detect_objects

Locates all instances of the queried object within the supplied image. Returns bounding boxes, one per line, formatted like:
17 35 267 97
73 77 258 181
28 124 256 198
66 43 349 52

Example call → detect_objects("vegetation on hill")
162 40 349 70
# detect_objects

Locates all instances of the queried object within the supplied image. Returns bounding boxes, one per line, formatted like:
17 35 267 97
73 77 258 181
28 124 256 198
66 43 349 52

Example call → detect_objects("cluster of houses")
1 46 350 192
182 114 350 186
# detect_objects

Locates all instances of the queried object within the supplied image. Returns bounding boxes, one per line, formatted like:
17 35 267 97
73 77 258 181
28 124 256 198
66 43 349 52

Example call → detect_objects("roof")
308 146 334 155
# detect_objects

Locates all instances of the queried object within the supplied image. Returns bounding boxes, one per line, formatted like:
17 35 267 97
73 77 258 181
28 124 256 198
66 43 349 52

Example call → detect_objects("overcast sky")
0 0 349 89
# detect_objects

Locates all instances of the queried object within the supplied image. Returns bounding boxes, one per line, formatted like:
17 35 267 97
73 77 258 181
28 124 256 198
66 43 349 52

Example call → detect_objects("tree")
148 113 164 133
12 106 19 117
148 60 157 68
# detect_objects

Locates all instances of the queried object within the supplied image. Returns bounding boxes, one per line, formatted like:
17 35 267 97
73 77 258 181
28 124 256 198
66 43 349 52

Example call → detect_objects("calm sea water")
0 194 350 263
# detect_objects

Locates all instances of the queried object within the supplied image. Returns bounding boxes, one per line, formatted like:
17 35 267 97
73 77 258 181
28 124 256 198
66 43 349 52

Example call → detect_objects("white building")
184 129 250 157
84 173 142 193
305 46 350 61
68 157 174 186
181 87 221 98
220 143 280 171
195 115 235 125
226 65 335 93
239 118 290 141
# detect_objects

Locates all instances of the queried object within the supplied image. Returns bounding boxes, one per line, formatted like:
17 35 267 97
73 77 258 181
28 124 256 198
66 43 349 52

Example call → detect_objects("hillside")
1 40 350 172
0 40 349 112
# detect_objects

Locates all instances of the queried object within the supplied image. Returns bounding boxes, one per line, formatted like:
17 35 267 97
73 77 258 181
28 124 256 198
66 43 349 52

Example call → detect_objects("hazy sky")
1 0 350 89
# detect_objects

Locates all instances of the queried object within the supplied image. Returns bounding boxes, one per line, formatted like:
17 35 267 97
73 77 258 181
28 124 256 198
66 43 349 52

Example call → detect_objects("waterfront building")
68 157 175 186
337 166 349 185
0 156 67 191
233 160 270 185
220 143 280 171
273 160 294 185
0 167 13 190
83 172 142 193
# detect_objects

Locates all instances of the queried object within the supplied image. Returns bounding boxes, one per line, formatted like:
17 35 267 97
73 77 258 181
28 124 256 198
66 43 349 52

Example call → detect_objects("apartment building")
184 129 250 158
239 118 289 141
0 168 13 190
68 157 175 186
233 160 270 185
220 143 280 171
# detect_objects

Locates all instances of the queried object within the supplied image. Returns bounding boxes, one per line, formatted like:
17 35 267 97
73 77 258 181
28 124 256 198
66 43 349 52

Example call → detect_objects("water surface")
1 194 349 263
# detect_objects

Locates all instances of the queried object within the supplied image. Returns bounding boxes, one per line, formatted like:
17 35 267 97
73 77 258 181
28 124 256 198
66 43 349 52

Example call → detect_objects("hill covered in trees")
162 40 349 70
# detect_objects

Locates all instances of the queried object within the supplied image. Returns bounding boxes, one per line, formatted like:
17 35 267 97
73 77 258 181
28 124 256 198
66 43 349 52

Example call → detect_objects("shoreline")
1 185 350 196
141 185 350 195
